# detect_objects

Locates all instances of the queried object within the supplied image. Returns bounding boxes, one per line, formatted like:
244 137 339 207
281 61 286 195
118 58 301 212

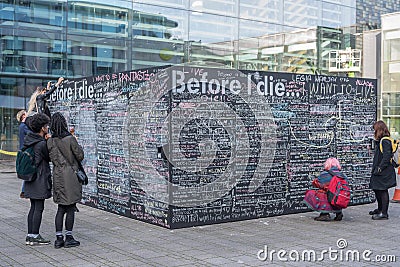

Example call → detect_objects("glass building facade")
1 0 400 155
382 12 400 138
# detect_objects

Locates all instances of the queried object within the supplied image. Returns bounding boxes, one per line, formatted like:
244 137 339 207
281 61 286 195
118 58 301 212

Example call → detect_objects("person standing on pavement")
23 113 52 245
47 112 83 248
16 110 30 149
16 110 31 198
369 120 397 220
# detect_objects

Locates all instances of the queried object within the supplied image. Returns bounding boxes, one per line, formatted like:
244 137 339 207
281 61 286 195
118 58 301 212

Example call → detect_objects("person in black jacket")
370 120 397 220
27 77 64 119
23 113 52 245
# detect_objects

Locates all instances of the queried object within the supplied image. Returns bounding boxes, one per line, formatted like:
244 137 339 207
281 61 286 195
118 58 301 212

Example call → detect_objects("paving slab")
1 160 399 266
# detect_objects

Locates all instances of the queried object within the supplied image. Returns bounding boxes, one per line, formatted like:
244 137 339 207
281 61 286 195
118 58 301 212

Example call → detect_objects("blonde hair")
324 157 341 171
16 110 26 122
27 86 44 114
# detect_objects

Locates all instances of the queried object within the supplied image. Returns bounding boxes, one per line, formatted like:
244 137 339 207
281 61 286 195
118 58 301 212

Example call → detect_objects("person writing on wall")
47 112 84 248
370 120 397 220
27 77 64 119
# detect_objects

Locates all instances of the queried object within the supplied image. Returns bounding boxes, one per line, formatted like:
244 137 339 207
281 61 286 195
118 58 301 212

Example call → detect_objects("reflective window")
0 77 30 154
0 2 15 21
389 39 400 61
322 0 356 8
131 4 187 69
322 3 356 28
189 12 237 44
67 1 130 76
188 12 237 67
134 0 188 9
32 2 65 26
382 92 400 116
240 0 281 24
284 0 321 28
237 20 283 71
189 0 237 17
0 0 363 77
1 1 65 75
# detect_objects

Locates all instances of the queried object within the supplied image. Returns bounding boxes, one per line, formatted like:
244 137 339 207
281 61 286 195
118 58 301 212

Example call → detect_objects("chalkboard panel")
49 66 376 229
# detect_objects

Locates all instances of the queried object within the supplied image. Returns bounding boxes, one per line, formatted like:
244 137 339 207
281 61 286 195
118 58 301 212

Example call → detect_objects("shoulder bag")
56 139 88 185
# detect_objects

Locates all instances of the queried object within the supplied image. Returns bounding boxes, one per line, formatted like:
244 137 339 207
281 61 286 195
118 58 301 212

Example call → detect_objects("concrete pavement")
0 160 399 266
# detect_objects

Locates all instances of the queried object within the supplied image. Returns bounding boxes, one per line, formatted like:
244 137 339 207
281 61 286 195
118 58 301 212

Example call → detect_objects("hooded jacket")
317 167 347 185
306 166 346 213
311 166 348 190
23 132 52 199
47 135 84 205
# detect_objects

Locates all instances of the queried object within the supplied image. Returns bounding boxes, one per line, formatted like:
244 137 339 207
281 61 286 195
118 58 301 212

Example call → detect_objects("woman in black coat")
23 113 52 245
370 120 397 220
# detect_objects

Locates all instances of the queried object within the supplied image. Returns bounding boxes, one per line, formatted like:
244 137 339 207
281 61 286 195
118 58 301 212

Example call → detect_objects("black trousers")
373 189 389 215
27 199 45 234
55 204 76 233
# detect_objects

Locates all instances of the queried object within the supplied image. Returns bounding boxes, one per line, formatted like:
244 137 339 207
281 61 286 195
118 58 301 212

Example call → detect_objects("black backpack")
16 146 37 181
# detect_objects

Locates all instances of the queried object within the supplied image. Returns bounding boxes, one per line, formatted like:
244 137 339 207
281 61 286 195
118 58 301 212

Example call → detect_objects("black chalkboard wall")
49 65 377 229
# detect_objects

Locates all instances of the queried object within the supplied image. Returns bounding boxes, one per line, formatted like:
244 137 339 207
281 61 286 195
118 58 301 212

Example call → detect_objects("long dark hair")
50 112 71 138
373 120 390 140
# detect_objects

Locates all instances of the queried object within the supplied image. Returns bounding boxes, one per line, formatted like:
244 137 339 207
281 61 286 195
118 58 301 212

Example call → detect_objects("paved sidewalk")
0 160 399 267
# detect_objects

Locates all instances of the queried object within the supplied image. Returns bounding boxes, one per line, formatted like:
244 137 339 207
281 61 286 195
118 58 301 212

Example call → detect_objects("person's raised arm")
43 77 64 99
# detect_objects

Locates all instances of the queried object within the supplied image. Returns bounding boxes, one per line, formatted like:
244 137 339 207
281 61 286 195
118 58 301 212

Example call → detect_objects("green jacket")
47 135 84 205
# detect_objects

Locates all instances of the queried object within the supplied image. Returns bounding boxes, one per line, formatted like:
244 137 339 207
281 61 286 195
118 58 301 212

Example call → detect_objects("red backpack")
326 175 351 209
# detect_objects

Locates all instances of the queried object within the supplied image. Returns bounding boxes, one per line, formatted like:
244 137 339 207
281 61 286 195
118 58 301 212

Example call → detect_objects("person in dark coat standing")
16 110 31 198
370 120 397 220
16 110 30 149
47 112 84 248
23 113 52 245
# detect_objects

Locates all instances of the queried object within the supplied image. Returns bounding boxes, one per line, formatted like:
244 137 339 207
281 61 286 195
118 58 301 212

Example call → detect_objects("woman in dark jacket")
370 120 397 220
23 113 52 245
47 112 84 248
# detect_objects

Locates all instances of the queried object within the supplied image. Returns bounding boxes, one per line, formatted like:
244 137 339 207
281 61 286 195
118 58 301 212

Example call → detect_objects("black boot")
334 212 343 221
64 235 80 248
314 213 331 221
371 213 389 220
369 209 380 215
54 235 64 249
